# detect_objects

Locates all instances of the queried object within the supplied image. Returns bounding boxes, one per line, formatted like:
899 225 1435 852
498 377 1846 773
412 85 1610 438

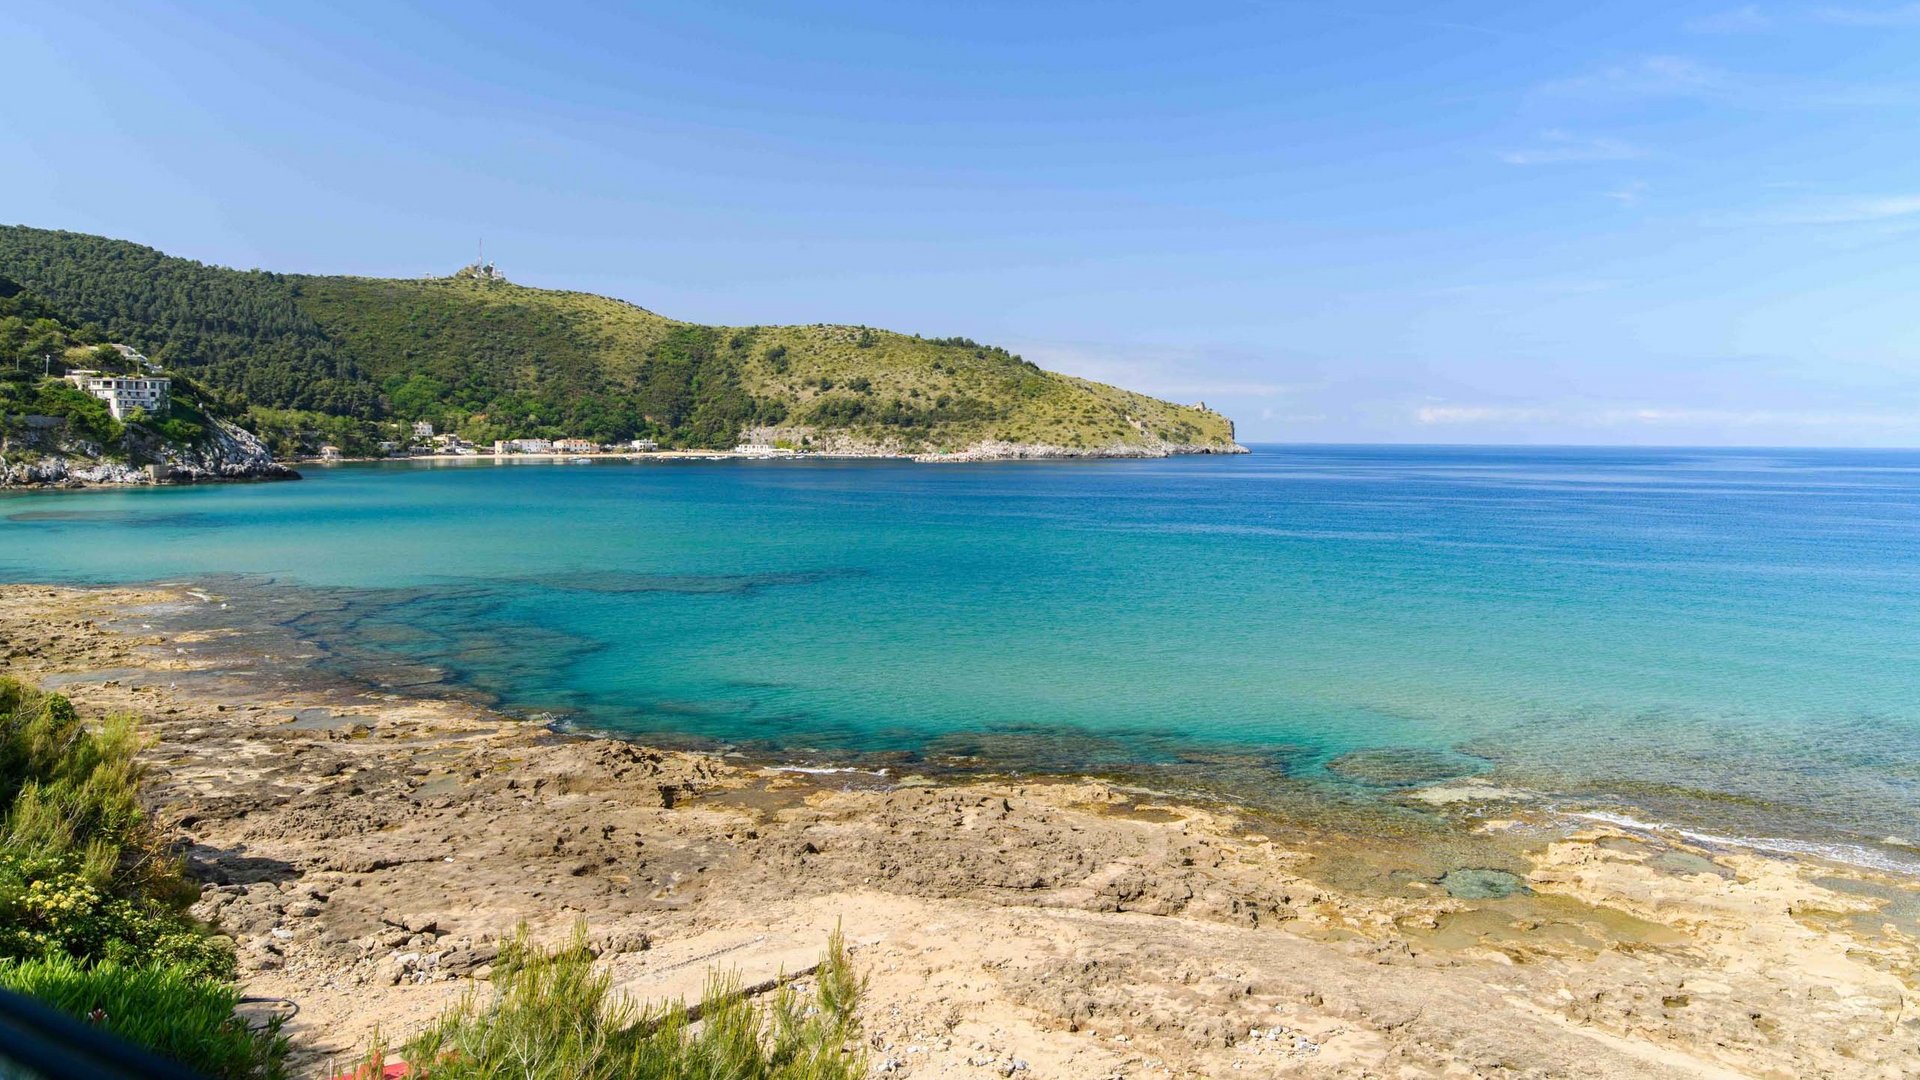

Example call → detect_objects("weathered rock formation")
0 416 298 488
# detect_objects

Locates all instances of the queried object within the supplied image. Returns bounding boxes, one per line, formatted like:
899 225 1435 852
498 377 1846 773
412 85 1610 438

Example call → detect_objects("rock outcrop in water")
0 416 298 488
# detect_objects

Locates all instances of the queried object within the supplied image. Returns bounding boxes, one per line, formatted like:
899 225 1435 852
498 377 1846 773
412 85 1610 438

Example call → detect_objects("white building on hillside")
64 370 171 420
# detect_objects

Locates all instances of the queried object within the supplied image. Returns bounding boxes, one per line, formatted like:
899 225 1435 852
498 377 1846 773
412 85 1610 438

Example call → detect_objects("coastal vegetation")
0 226 1238 455
0 668 864 1079
0 677 286 1077
366 926 866 1080
0 273 240 467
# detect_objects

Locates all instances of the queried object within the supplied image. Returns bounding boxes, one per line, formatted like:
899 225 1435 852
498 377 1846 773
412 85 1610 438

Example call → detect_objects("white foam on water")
1567 810 1920 877
769 765 890 777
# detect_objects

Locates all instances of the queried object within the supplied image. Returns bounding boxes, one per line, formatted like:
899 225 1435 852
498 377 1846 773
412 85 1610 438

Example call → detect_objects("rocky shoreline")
912 439 1251 464
0 418 299 489
1 583 1916 1078
738 425 1249 462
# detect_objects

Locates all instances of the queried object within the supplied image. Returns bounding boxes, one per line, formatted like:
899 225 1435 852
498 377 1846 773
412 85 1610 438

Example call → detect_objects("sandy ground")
2 583 1916 1079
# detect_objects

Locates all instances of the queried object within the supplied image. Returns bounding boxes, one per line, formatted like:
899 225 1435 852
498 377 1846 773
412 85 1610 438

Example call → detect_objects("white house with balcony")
63 370 171 420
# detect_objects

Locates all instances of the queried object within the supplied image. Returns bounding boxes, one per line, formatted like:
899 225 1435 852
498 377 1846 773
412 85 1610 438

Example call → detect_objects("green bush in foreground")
0 678 277 1076
0 954 286 1079
0 847 234 978
0 679 231 979
375 925 866 1080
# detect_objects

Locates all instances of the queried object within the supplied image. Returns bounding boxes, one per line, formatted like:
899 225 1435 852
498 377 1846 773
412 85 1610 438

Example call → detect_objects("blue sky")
8 1 1920 444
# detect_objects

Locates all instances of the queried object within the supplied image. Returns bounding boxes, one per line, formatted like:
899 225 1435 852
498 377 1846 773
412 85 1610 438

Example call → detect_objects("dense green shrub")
152 415 207 445
0 955 285 1080
0 681 230 978
0 678 273 1075
380 925 865 1080
0 683 144 858
0 848 232 979
806 396 868 426
0 378 122 444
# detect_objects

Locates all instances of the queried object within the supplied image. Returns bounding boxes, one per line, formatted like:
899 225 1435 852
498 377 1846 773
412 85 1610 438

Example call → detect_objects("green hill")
0 226 1242 457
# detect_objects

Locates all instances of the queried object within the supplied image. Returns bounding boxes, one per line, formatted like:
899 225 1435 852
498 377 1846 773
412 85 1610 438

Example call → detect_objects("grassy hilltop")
0 226 1241 457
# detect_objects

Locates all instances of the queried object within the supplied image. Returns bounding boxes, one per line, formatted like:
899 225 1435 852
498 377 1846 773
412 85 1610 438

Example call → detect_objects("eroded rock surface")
2 584 1916 1079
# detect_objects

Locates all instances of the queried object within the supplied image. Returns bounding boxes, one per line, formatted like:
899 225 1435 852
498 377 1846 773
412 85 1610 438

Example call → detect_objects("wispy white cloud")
1603 180 1649 205
1416 405 1555 425
1536 54 1920 109
1540 55 1723 99
1724 192 1920 225
1499 130 1644 165
1812 4 1920 26
1685 5 1774 32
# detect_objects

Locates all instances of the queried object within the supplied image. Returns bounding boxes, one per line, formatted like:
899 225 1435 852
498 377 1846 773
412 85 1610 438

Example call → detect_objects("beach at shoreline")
3 581 1915 1078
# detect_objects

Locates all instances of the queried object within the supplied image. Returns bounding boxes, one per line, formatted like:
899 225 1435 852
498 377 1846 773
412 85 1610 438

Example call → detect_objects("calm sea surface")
4 446 1918 865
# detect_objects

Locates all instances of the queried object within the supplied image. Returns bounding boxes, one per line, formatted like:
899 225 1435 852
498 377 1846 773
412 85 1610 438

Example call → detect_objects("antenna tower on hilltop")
458 238 502 281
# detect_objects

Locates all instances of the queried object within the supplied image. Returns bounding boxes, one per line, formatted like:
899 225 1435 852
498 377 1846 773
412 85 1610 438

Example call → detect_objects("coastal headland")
1 583 1915 1078
0 227 1247 477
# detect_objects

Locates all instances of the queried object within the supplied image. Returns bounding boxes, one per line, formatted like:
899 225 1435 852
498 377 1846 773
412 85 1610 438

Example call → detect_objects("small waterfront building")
319 445 343 461
630 439 658 452
553 438 597 454
412 420 435 438
63 370 171 420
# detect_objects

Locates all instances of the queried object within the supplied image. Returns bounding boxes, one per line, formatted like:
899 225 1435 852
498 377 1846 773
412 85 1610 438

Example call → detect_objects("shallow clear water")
4 446 1918 859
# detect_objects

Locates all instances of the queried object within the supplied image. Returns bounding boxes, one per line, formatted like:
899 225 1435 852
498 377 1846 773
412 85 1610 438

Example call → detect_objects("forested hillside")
0 232 376 415
0 226 1241 455
0 274 235 451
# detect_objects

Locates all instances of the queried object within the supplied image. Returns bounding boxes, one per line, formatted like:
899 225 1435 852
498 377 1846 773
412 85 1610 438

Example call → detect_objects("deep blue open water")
3 446 1917 866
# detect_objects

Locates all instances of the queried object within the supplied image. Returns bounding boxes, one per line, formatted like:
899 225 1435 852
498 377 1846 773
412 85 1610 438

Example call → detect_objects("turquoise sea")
3 446 1918 867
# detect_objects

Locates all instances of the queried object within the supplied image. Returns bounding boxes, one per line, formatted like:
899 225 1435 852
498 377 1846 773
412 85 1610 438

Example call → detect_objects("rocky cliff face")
0 417 298 488
153 419 298 483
